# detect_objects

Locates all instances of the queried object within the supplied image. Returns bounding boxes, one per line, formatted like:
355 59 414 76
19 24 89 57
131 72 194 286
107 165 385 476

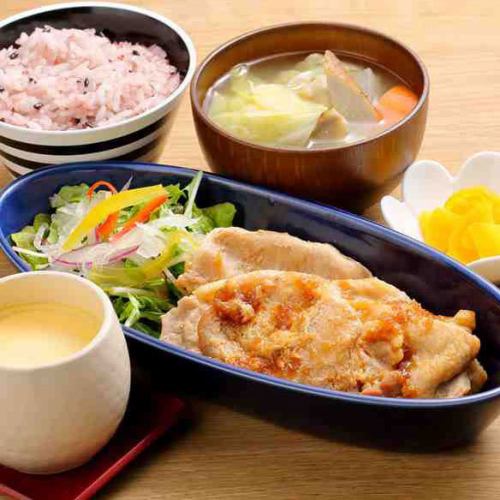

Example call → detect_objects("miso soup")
204 51 418 149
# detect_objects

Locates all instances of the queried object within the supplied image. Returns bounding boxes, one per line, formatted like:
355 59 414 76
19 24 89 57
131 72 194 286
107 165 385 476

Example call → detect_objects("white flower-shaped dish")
381 151 500 284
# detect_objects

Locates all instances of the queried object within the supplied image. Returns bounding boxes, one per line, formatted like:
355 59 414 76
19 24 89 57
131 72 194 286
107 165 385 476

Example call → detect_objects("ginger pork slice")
176 227 371 293
162 271 486 399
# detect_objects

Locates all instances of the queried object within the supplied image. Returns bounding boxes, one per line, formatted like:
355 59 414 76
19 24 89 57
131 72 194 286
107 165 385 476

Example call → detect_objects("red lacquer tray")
0 384 185 500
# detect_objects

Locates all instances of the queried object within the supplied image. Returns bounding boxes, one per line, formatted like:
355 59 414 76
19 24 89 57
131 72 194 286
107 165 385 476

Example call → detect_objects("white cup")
0 272 131 474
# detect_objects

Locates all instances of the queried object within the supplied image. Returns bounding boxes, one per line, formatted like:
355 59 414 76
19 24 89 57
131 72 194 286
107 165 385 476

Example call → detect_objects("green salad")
11 172 236 337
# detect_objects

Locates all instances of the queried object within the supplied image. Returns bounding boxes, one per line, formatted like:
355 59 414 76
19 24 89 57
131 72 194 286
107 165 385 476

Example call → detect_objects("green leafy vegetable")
191 202 237 234
202 202 236 228
50 183 89 208
109 291 171 338
183 171 203 218
33 213 50 231
191 205 215 234
169 261 185 278
164 184 184 205
11 225 48 269
11 225 35 249
117 204 142 227
166 280 184 304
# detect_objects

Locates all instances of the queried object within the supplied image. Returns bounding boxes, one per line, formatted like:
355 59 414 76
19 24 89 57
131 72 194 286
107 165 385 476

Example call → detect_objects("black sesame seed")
13 43 20 49
73 118 81 125
9 52 18 60
33 103 43 110
84 78 89 87
28 77 35 83
0 87 4 93
132 50 139 56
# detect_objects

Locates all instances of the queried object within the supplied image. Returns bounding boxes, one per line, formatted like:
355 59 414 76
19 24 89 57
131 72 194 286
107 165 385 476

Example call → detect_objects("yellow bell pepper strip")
89 230 183 287
88 266 144 288
86 181 119 242
141 230 182 279
62 185 165 251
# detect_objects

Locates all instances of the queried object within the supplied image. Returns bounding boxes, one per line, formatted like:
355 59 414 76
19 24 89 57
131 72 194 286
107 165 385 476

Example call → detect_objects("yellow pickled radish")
447 203 494 263
448 225 478 264
469 223 500 259
445 186 497 215
494 197 500 223
419 185 500 264
419 207 459 253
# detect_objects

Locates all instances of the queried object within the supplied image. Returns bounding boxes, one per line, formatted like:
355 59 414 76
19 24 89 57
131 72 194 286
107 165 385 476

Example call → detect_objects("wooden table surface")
1 0 499 498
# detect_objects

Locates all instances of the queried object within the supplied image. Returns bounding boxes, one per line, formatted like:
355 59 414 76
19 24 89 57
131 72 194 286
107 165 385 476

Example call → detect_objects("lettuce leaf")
183 171 203 218
50 183 89 209
203 202 236 228
164 184 184 205
191 202 237 234
33 213 50 231
11 223 48 269
190 205 214 234
109 291 171 338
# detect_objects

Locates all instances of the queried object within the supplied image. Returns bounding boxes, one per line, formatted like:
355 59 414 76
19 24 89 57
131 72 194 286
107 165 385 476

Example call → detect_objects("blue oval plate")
1 162 499 450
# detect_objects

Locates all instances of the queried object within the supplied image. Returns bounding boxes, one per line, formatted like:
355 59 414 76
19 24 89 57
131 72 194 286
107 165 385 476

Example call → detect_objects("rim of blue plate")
1 161 499 409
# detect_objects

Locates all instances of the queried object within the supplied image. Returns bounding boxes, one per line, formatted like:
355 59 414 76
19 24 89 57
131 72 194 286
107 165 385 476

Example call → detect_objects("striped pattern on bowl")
0 105 177 178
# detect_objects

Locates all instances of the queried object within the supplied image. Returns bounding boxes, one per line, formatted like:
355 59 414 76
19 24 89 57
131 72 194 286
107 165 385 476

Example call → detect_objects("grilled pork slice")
162 271 486 399
434 360 487 398
324 50 381 122
176 227 371 293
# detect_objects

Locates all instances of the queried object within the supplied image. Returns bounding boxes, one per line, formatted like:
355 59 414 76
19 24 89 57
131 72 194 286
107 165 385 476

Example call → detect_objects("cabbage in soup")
204 51 418 149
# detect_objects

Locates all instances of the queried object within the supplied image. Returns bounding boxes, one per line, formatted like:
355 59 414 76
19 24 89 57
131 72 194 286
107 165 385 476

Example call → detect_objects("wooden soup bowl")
191 22 429 213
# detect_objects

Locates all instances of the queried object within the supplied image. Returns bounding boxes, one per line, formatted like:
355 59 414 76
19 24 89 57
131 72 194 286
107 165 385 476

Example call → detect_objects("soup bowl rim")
190 21 430 154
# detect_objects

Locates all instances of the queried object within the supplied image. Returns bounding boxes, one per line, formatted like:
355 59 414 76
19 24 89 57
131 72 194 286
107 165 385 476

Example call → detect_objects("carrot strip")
86 181 119 241
87 180 117 199
110 194 168 241
96 212 119 241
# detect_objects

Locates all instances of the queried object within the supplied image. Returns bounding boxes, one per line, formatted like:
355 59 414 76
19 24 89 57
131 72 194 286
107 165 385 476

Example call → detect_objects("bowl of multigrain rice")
0 2 196 177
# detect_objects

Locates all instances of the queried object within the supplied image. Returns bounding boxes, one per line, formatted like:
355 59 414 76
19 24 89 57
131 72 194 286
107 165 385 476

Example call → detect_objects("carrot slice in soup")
376 85 418 124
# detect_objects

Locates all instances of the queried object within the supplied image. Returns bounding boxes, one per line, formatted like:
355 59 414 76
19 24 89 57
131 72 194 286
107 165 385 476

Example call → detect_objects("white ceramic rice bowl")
0 2 196 177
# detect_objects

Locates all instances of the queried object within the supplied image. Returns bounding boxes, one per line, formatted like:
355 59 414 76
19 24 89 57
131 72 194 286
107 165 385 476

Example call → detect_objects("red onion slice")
53 243 139 267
